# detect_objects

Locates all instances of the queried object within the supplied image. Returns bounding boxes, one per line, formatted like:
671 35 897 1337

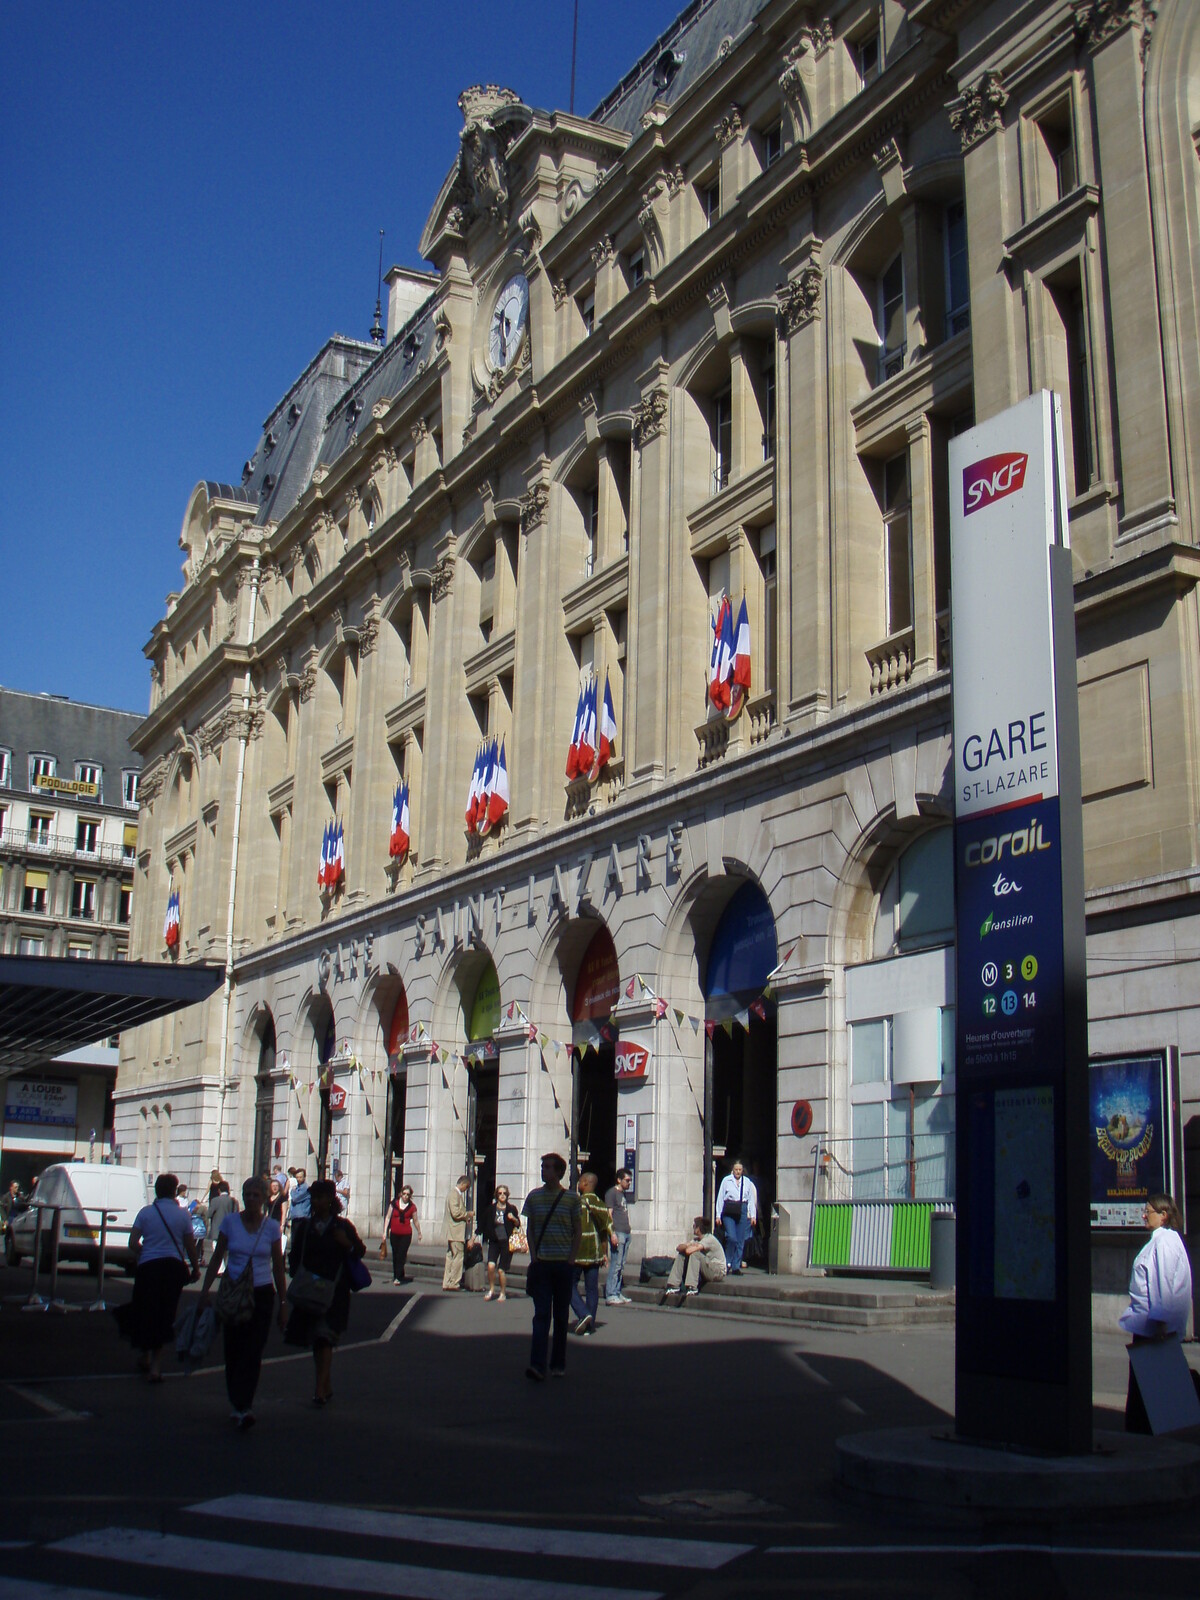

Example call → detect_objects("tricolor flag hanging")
479 737 497 826
576 676 597 776
565 683 586 779
708 595 734 710
481 738 509 833
329 820 345 888
589 673 618 782
728 595 751 719
389 780 410 859
163 888 180 950
465 745 485 832
318 822 331 890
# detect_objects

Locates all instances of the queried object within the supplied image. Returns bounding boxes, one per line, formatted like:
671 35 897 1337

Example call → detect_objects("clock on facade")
488 274 529 372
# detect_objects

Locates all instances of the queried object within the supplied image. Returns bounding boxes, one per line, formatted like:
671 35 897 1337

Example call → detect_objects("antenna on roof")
370 229 386 345
569 0 579 114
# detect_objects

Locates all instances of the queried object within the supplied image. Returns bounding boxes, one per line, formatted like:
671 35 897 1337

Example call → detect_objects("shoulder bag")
215 1219 269 1325
509 1208 529 1255
721 1178 744 1224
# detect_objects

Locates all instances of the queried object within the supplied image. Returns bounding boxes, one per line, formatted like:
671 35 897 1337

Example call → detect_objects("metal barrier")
6 1203 122 1313
808 1138 955 1275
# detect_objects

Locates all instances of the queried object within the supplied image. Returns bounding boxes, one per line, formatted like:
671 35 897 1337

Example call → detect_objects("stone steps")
373 1242 956 1330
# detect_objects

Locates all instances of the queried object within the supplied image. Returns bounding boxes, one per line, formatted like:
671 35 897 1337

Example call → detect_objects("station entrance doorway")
382 988 409 1211
703 882 779 1266
570 925 621 1192
463 959 501 1216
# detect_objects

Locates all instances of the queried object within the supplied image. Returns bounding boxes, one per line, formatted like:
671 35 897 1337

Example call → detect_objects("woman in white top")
715 1160 758 1274
198 1176 287 1429
123 1173 200 1381
1120 1192 1193 1432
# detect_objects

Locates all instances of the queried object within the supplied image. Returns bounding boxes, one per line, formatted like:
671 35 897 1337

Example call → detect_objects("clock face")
488 274 529 372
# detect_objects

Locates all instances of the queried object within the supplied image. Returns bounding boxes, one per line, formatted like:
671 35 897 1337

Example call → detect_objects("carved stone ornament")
298 663 318 703
779 31 822 141
433 307 453 351
590 234 615 270
344 485 361 512
560 173 598 223
666 163 686 197
1074 0 1155 53
519 482 550 534
411 417 429 444
138 759 167 803
432 553 455 601
714 105 744 148
518 206 542 263
452 85 532 231
948 71 1008 152
638 179 669 275
779 265 823 334
236 561 259 591
633 388 669 448
357 615 380 658
873 138 903 174
551 278 569 309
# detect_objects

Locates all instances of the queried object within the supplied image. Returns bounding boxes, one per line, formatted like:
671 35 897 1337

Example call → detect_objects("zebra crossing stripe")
190 1494 753 1569
50 1528 663 1600
0 1581 118 1600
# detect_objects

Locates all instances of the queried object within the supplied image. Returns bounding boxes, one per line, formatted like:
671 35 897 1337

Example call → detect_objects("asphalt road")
1 1261 1198 1599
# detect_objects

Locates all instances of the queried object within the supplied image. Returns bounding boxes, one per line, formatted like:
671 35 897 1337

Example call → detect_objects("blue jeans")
722 1211 751 1271
570 1264 600 1323
527 1260 573 1373
605 1234 630 1300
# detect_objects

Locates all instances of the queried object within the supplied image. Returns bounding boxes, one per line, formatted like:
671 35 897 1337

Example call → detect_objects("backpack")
639 1255 674 1281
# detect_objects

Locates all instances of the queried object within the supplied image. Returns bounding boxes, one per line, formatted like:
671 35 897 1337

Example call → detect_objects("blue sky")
0 1 685 714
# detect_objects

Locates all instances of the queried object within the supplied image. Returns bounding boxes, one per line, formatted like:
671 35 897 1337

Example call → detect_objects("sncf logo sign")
963 451 1028 516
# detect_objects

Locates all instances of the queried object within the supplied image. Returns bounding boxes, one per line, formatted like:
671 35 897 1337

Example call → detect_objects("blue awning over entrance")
704 882 777 1006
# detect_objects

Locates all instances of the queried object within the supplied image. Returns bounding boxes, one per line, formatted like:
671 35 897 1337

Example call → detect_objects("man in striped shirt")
522 1153 582 1380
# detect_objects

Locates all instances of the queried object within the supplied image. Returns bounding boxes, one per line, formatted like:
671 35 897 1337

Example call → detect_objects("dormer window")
0 749 10 787
349 396 364 422
652 47 684 92
264 430 277 454
76 762 102 801
288 401 302 425
262 473 276 493
122 770 139 809
403 332 421 361
30 754 56 788
242 459 255 482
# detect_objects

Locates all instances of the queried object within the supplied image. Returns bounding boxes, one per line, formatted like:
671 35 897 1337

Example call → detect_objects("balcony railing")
866 628 914 696
0 826 133 868
564 758 625 821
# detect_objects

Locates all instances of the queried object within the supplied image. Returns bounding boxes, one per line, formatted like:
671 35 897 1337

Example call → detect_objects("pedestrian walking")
442 1175 473 1290
205 1181 237 1265
569 1172 613 1335
197 1176 287 1430
120 1174 200 1381
334 1164 351 1218
484 1185 521 1301
715 1159 758 1274
522 1153 582 1381
1120 1193 1193 1432
383 1183 421 1284
267 1177 289 1231
604 1168 634 1305
285 1178 366 1406
289 1168 311 1221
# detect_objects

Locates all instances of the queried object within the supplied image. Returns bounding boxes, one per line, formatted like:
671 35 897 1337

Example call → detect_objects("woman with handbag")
382 1183 421 1284
197 1176 287 1430
285 1178 366 1405
121 1173 200 1381
484 1185 522 1302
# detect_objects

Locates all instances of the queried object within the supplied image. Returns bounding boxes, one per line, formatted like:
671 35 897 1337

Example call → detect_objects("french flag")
477 738 497 828
390 781 409 859
163 889 180 949
331 820 345 887
482 739 509 832
729 595 751 717
565 684 586 779
708 596 733 709
465 745 484 832
590 673 618 781
318 823 330 890
577 677 597 775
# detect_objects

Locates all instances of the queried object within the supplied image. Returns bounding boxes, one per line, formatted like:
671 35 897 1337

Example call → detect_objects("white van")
5 1163 152 1272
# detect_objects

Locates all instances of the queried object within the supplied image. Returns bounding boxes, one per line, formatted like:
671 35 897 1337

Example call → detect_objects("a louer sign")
950 390 1090 1455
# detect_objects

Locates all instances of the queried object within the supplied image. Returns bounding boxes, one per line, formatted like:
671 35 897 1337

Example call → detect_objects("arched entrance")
382 987 409 1208
251 1014 277 1181
705 881 778 1267
310 997 336 1178
572 925 620 1192
462 959 501 1215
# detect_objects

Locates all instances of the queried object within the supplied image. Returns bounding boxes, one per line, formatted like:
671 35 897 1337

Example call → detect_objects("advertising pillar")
950 391 1091 1454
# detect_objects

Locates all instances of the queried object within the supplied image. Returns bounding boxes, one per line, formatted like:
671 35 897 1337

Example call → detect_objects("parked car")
4 1163 152 1272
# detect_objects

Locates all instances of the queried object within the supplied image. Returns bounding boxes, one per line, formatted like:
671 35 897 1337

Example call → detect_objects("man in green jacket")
570 1171 615 1335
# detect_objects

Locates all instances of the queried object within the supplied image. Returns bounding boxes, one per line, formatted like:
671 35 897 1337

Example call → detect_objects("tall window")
30 754 55 786
123 823 138 863
76 762 102 800
22 871 48 914
883 454 913 636
702 179 720 227
627 249 645 289
0 802 6 839
761 525 777 698
762 361 776 461
1047 266 1094 495
29 812 53 848
0 749 10 786
856 30 880 88
122 770 139 808
945 202 970 336
878 255 906 382
579 290 595 336
584 489 598 578
72 879 97 920
76 818 99 855
119 881 133 924
19 935 45 956
762 121 783 168
1033 102 1076 208
712 389 732 492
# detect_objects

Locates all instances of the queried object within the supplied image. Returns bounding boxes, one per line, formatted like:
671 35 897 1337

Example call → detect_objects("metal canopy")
0 955 223 1076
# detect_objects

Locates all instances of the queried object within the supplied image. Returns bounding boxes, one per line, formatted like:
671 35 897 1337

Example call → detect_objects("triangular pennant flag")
625 975 636 999
674 1007 686 1025
704 1019 717 1039
654 997 668 1019
689 1015 701 1035
721 1016 735 1036
750 998 768 1021
734 1008 750 1032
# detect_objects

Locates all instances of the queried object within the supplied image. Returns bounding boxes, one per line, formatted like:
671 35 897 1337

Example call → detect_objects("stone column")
907 413 937 678
631 366 670 785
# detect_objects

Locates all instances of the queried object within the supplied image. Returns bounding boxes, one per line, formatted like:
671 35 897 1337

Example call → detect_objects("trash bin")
929 1211 955 1290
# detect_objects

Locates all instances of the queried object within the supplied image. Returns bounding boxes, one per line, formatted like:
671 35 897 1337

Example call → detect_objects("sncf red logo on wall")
613 1041 650 1081
963 451 1028 516
327 1084 347 1112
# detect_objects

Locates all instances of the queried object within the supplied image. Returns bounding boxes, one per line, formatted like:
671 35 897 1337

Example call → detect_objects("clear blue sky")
0 1 685 714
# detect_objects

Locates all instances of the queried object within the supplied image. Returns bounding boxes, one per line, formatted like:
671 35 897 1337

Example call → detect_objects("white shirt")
335 1174 351 1213
220 1213 281 1287
1119 1226 1192 1338
716 1173 757 1224
133 1199 192 1266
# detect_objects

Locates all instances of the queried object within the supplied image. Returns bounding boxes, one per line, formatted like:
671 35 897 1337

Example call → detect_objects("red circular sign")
790 1099 813 1138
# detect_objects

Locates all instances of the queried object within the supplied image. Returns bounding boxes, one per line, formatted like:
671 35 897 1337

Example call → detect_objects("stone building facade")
117 0 1200 1281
